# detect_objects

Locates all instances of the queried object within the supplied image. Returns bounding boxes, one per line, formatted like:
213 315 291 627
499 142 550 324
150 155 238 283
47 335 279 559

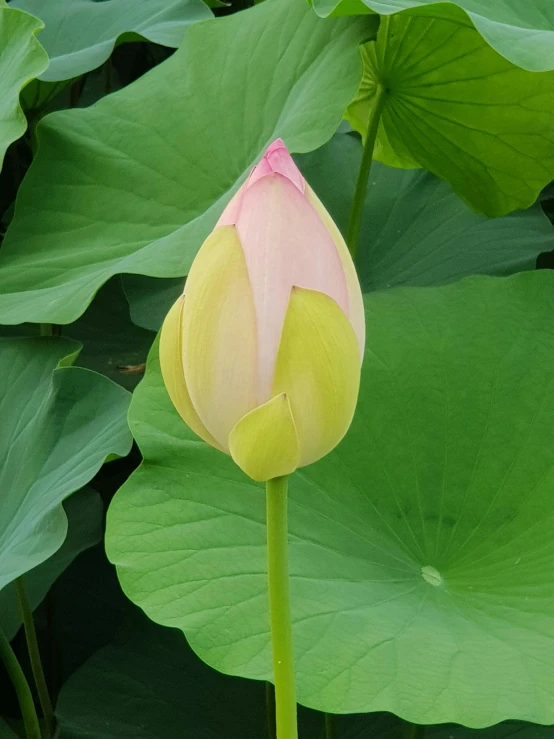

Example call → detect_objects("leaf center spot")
421 565 442 587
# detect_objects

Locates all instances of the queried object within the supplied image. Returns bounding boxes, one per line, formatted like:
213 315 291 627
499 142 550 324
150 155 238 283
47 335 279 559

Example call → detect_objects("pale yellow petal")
272 287 361 467
182 225 258 451
305 184 366 358
228 393 300 482
159 295 224 451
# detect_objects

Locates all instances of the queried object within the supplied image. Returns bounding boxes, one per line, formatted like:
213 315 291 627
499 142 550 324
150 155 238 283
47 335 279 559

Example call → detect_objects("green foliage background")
1 0 554 736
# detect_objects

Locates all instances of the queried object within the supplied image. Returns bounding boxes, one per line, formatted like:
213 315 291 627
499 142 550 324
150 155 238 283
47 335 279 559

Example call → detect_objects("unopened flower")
160 139 365 482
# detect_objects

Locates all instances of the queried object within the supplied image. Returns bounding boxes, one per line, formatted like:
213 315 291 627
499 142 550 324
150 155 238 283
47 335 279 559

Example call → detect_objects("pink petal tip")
247 139 304 193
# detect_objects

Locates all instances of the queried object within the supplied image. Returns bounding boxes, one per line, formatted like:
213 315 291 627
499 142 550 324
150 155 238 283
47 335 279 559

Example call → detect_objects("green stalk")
266 476 297 739
324 713 334 739
0 624 42 739
346 83 386 260
40 324 53 337
16 577 54 738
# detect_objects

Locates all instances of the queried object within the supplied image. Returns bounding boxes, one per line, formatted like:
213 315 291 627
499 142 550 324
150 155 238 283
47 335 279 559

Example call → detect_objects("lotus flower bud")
160 139 365 482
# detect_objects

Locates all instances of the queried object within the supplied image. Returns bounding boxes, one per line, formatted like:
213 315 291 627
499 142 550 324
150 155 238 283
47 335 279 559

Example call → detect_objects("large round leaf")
9 0 213 82
60 611 542 739
345 15 554 216
0 5 48 167
107 270 554 727
57 614 552 739
345 717 554 739
55 612 323 738
311 0 554 73
122 275 182 333
0 338 132 592
0 487 103 640
0 0 375 325
67 278 154 389
297 134 554 290
0 279 155 388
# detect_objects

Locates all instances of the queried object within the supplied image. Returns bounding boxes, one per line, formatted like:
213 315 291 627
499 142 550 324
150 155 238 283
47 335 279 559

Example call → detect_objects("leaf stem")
0 623 42 739
16 576 55 738
40 324 53 337
346 83 386 260
266 476 297 739
324 713 334 739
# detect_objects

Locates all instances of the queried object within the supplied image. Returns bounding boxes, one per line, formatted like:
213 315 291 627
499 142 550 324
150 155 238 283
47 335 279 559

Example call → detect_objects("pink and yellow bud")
160 139 365 482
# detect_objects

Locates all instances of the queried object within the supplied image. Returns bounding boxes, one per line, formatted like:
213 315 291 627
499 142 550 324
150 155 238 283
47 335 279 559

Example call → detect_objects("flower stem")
16 576 55 738
346 83 386 261
0 623 42 739
266 475 297 739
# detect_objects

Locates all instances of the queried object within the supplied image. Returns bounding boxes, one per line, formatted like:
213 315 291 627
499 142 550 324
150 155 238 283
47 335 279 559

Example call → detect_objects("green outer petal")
159 294 224 452
228 393 300 482
272 287 361 467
